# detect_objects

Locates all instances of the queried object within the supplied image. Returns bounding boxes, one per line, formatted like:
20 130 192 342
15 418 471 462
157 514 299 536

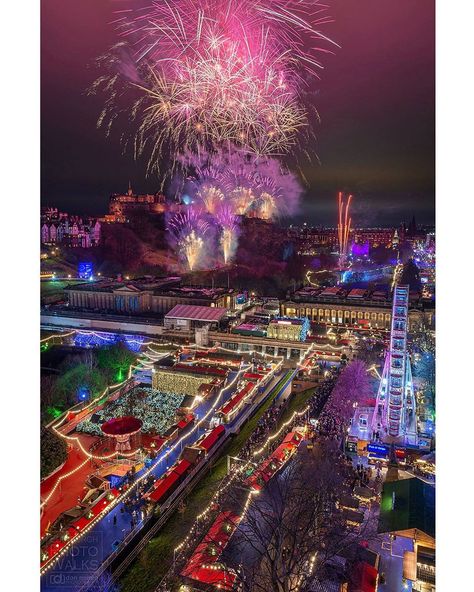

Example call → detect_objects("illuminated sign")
78 261 93 279
367 443 389 457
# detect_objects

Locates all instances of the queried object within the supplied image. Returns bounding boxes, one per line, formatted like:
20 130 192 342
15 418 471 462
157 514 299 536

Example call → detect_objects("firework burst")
215 204 240 264
93 0 336 174
180 146 303 220
167 209 210 271
188 164 226 214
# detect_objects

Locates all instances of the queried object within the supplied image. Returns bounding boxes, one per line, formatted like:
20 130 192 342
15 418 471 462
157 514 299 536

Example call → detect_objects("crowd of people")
240 399 290 460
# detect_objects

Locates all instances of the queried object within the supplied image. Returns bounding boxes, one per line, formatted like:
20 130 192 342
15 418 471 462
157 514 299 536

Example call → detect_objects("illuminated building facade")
41 208 101 247
105 182 167 222
353 228 397 248
281 286 434 331
267 317 310 341
64 278 236 315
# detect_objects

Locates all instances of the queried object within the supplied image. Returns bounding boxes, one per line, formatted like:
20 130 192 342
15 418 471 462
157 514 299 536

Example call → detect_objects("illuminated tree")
325 359 372 422
41 427 68 479
414 351 436 400
96 343 138 382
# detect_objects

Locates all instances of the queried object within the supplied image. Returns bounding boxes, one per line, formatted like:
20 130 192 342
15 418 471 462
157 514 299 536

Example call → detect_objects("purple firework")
167 209 210 271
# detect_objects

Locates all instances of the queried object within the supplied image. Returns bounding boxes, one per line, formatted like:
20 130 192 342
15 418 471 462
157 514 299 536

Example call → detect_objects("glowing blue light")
78 262 94 279
78 385 90 402
73 331 145 352
182 194 192 205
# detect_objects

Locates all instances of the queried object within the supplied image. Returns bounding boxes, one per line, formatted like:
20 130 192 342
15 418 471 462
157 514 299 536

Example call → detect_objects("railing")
75 368 289 591
76 429 231 591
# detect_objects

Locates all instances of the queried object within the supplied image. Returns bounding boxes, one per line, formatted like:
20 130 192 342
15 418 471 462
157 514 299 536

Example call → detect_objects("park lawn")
40 280 69 297
120 372 315 592
40 279 88 298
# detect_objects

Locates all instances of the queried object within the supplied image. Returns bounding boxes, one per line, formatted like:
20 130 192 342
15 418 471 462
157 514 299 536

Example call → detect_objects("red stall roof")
282 431 303 446
42 489 119 566
243 372 264 381
177 414 195 429
220 382 254 416
197 425 225 452
348 562 379 592
174 459 192 476
183 566 236 591
182 511 240 576
247 432 301 490
147 471 180 503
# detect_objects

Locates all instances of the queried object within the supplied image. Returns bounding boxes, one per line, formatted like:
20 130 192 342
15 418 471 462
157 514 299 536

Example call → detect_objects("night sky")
41 0 435 225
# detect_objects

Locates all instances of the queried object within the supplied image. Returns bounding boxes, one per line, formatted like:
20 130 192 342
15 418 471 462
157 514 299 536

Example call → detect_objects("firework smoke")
188 164 226 214
181 146 303 220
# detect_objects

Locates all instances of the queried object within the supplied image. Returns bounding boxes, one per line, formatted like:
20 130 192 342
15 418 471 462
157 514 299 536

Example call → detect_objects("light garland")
41 341 314 575
40 458 91 510
40 330 77 343
252 405 309 457
173 362 314 561
41 358 267 575
40 489 122 575
367 364 382 380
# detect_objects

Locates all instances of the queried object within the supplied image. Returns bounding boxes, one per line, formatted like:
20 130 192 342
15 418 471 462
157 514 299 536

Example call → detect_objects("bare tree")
173 373 378 592
215 440 378 592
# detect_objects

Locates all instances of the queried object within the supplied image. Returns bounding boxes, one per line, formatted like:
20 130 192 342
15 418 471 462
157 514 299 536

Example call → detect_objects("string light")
252 406 309 457
40 334 318 574
173 376 312 560
41 356 282 574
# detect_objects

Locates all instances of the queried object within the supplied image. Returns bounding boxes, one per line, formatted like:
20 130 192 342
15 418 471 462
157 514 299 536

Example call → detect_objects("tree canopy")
41 428 68 479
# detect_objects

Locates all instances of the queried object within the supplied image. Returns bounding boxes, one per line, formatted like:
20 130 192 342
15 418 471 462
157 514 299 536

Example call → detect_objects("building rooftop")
64 277 181 293
165 304 228 322
348 288 369 299
320 286 344 297
269 317 305 326
64 277 235 299
288 285 434 310
378 477 435 539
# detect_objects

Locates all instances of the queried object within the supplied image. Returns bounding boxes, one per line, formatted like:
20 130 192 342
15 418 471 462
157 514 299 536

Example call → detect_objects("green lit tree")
41 427 68 479
96 343 138 382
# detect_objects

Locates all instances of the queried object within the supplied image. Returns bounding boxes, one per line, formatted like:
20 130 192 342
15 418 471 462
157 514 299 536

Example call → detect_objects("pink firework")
215 204 240 264
179 145 303 219
188 164 226 215
94 0 337 173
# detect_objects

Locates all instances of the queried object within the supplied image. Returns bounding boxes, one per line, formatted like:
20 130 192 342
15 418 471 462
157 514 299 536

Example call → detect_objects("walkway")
40 368 252 591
